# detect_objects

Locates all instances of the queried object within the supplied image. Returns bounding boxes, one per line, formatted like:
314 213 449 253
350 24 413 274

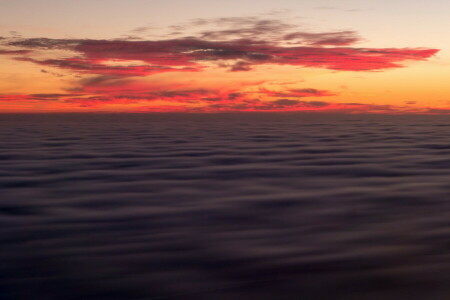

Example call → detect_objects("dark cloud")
8 30 22 38
227 93 242 100
230 61 253 71
9 37 81 49
205 99 326 111
40 69 65 77
130 26 154 34
425 108 450 114
261 88 335 98
283 31 360 46
197 98 411 113
61 89 218 106
0 93 86 102
154 89 211 98
68 75 134 93
16 57 198 76
271 99 329 108
195 18 295 41
0 49 32 55
29 93 84 99
272 99 301 106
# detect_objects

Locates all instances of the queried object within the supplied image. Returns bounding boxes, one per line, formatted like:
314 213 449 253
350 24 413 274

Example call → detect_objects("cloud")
272 99 301 106
9 38 438 73
28 93 85 100
0 95 30 102
9 37 80 49
425 108 450 114
0 93 85 102
272 99 329 107
261 88 335 98
4 17 438 75
59 88 226 107
283 31 360 46
130 26 155 34
194 18 295 41
0 87 442 114
230 61 253 71
0 16 441 112
199 98 398 112
16 57 199 76
0 49 32 55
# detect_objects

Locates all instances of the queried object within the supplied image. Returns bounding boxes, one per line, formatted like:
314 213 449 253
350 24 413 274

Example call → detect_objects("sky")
0 0 448 113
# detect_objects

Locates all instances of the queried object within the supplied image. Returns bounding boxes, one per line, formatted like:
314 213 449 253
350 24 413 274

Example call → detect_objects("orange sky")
0 1 447 113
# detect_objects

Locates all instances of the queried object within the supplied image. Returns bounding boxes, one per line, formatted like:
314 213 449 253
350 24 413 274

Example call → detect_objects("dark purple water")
2 113 450 299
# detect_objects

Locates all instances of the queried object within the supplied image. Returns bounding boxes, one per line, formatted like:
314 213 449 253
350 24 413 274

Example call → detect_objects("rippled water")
2 113 450 299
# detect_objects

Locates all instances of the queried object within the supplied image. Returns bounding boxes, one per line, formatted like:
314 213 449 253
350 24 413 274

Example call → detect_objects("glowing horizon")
0 1 447 113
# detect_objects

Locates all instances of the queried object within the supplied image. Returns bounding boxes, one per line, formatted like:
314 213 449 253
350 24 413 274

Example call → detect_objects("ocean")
2 113 450 299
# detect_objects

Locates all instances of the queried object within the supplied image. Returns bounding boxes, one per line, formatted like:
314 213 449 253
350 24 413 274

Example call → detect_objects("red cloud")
6 20 438 75
16 57 200 76
72 40 439 72
13 41 437 75
63 89 246 106
0 88 443 114
0 17 441 113
260 46 438 71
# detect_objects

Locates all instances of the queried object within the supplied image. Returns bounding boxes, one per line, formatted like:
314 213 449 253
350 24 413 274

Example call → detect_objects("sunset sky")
0 0 448 113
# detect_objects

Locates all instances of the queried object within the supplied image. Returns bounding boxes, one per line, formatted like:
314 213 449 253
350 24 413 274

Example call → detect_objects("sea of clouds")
2 113 450 299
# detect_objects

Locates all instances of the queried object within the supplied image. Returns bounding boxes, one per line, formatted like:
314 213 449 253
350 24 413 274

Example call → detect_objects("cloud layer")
8 36 437 73
0 17 440 112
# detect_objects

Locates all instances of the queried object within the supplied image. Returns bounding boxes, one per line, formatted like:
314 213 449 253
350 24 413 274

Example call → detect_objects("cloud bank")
0 17 440 112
